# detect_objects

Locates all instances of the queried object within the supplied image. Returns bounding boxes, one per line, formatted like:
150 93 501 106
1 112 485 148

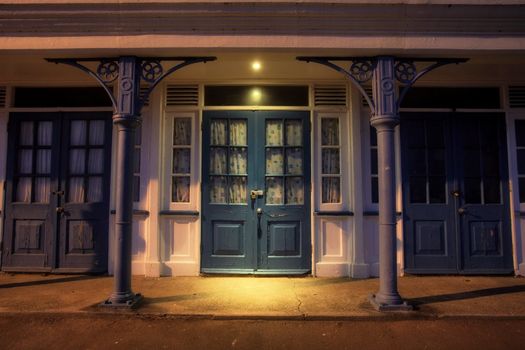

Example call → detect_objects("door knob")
56 207 65 213
458 207 467 215
256 208 263 216
451 190 461 198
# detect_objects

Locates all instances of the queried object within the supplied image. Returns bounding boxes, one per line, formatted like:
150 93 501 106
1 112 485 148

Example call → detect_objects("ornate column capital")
296 55 468 117
46 56 216 117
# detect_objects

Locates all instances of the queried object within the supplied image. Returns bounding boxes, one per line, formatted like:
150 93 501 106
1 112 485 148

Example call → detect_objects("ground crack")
292 281 303 315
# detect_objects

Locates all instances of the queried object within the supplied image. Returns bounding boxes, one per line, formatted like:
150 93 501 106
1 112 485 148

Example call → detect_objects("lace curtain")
69 120 105 203
172 118 192 203
321 118 341 203
209 119 247 204
265 119 304 205
16 121 52 203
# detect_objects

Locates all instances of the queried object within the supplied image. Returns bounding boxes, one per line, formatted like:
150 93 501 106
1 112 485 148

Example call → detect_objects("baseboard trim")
315 262 349 277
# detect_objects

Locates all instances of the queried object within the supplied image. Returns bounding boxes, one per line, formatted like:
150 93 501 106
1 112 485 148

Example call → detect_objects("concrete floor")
1 273 525 319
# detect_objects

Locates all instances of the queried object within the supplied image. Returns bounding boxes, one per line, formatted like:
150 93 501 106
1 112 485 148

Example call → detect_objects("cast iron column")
106 56 142 306
368 57 410 310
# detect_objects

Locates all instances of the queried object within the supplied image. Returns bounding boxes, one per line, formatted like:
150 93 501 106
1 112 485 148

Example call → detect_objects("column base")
101 292 143 309
368 294 413 312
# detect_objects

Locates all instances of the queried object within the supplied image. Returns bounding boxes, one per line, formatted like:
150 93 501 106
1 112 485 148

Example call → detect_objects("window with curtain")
515 120 525 203
172 118 192 202
68 119 105 203
265 119 304 205
370 125 379 203
320 118 341 203
15 121 53 203
209 119 248 204
133 124 142 202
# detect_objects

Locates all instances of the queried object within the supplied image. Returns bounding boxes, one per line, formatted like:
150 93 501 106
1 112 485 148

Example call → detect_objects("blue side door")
2 112 112 273
402 112 513 274
201 111 311 274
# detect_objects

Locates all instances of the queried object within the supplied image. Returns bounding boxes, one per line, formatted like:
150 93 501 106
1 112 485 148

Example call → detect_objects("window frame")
165 111 199 211
510 115 525 212
315 112 349 212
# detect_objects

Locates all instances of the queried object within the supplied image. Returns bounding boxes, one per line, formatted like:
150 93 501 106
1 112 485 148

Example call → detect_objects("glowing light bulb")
251 61 262 71
251 88 262 103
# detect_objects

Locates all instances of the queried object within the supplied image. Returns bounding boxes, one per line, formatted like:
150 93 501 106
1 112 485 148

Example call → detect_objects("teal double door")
201 111 311 274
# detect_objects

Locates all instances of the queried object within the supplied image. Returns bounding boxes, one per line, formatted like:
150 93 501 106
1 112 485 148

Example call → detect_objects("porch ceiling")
0 51 525 84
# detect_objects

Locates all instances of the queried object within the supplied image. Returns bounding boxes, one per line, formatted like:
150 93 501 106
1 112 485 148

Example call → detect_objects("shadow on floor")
143 292 214 305
0 275 106 289
409 285 525 306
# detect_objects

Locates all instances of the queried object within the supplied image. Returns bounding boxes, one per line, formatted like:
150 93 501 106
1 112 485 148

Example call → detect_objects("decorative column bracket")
297 55 468 312
46 56 216 113
296 56 468 113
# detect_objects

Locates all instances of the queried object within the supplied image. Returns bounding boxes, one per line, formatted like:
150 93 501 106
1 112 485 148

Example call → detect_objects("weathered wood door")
2 112 112 273
402 112 513 274
201 111 311 274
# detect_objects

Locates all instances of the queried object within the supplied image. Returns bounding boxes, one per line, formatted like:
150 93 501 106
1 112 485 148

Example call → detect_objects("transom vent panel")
509 86 525 108
314 85 347 107
0 86 6 108
166 85 199 106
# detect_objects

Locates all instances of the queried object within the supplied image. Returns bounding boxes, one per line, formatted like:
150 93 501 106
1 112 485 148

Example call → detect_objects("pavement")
1 273 525 320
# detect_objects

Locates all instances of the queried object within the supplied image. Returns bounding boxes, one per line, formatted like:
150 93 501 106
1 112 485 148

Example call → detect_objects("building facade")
0 1 525 280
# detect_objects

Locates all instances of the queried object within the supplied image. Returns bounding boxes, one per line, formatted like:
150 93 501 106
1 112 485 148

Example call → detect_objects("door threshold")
404 268 514 276
1 267 107 275
201 268 311 276
1 267 53 273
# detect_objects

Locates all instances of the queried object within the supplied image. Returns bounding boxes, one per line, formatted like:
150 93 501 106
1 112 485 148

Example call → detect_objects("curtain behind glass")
321 118 341 203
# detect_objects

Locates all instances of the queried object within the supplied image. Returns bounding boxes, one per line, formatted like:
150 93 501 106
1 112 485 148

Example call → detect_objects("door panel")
201 112 257 271
201 111 311 274
402 114 457 273
57 113 112 272
403 112 513 274
455 115 513 272
2 114 60 271
2 112 111 273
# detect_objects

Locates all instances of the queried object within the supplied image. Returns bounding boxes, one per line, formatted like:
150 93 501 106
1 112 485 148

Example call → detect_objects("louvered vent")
509 86 525 108
361 86 373 107
166 85 199 106
0 87 6 108
140 86 150 107
314 85 347 106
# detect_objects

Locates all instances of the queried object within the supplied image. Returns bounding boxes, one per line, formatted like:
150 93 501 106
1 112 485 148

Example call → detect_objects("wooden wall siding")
0 3 524 37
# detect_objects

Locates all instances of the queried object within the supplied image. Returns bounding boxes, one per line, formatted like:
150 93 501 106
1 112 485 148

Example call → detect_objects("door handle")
256 208 263 216
451 190 461 198
250 189 264 200
56 207 65 214
458 207 467 215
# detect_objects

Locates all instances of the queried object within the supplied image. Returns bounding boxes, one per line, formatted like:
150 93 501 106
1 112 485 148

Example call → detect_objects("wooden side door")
2 112 112 273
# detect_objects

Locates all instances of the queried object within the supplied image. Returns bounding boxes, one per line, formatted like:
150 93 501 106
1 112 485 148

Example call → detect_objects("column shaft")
109 123 137 304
